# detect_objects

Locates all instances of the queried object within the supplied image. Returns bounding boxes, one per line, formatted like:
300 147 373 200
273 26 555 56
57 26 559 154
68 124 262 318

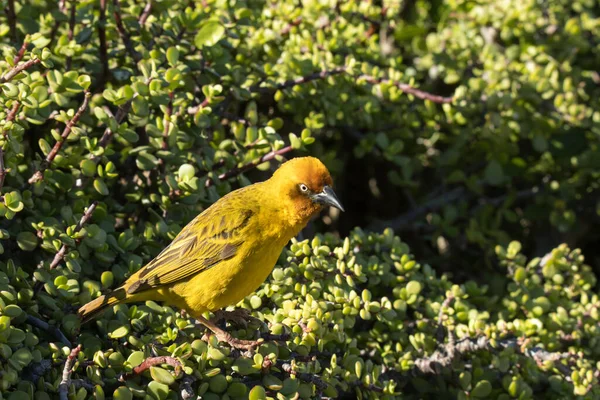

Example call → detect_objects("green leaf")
136 152 159 170
484 160 504 186
16 232 38 251
166 47 180 66
194 20 226 47
150 366 175 385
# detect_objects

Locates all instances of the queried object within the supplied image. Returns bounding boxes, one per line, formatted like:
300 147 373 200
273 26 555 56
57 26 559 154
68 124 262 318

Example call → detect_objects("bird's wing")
126 202 254 295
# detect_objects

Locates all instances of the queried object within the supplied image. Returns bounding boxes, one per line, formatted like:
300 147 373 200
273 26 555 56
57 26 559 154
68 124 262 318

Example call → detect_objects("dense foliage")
1 0 599 399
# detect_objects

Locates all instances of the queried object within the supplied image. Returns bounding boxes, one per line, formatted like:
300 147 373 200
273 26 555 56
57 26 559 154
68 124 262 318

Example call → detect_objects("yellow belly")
157 237 286 316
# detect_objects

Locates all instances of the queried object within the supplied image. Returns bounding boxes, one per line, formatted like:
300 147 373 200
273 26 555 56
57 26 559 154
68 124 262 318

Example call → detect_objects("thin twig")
29 91 92 184
26 314 72 346
49 201 98 269
0 58 42 83
249 67 347 93
113 0 142 63
163 92 173 150
0 101 20 195
280 362 327 391
13 39 28 64
97 0 109 88
65 0 77 70
357 74 454 103
205 146 293 187
119 356 182 382
58 345 82 400
138 0 152 25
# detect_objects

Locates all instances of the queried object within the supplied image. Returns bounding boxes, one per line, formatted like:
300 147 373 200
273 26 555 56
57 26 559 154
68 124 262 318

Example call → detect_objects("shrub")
1 0 599 399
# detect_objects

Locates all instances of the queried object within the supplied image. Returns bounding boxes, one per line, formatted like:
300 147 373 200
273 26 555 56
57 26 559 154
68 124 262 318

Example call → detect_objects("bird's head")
270 156 344 222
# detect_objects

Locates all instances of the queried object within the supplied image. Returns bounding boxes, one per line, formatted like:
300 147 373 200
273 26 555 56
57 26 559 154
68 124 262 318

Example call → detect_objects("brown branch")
250 67 347 94
0 58 42 83
0 148 6 197
26 314 72 346
13 40 28 64
163 92 173 150
97 102 130 149
205 145 293 187
29 91 92 184
0 101 20 195
97 0 109 89
138 0 152 25
5 0 17 43
65 0 77 70
357 74 454 103
281 17 302 36
58 345 82 400
113 0 142 63
280 362 327 391
49 201 98 269
119 356 182 382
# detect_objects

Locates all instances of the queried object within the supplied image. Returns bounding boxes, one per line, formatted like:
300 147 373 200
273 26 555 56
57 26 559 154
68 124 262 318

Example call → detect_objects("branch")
138 0 152 25
113 0 142 63
97 101 131 149
65 0 77 70
119 356 182 382
5 0 17 43
0 101 20 195
205 145 293 187
357 74 454 103
49 201 98 269
0 58 41 83
280 362 328 392
26 314 72 346
249 67 347 93
368 186 465 232
13 39 28 64
97 0 109 88
29 91 92 184
58 345 82 400
412 336 572 376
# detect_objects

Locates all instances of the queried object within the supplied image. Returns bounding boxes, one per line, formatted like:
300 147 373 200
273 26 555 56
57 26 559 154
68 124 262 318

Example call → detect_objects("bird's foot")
213 308 266 329
204 330 263 351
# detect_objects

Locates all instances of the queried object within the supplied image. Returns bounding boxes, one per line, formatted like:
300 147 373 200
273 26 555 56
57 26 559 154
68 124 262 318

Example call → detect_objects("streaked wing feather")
126 203 254 294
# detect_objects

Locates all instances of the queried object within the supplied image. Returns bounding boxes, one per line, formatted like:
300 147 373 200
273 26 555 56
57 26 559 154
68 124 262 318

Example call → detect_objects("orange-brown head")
268 156 344 224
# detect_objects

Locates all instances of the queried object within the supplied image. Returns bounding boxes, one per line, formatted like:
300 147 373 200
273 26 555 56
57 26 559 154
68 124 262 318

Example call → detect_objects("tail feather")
78 287 127 323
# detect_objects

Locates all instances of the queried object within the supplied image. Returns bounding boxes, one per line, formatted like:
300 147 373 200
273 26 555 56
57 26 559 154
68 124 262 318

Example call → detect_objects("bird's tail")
78 287 127 323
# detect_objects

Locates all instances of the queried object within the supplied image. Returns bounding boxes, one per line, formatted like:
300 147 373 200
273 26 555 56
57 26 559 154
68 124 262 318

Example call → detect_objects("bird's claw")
214 331 263 351
213 309 265 329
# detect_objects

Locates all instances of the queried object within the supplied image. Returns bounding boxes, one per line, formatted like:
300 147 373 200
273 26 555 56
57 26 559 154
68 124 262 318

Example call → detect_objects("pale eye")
299 184 309 193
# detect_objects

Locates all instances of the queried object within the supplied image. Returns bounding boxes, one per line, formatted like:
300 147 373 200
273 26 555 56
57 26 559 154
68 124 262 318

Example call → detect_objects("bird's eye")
299 184 309 193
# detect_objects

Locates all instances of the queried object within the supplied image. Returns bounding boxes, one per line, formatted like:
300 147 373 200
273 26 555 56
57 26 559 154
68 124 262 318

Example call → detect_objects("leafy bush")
1 0 599 399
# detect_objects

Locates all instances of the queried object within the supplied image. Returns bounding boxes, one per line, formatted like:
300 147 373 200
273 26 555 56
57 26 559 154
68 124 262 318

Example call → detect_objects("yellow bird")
78 156 343 349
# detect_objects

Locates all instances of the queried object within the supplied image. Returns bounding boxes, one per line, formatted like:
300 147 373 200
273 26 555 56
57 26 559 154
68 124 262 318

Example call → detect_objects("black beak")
311 185 344 212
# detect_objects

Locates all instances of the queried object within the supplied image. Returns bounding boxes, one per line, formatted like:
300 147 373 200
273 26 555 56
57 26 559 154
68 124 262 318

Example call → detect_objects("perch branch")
119 356 182 382
0 58 42 83
26 314 72 346
13 39 28 64
205 145 293 187
49 201 98 269
58 345 82 400
29 91 91 184
113 0 142 63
